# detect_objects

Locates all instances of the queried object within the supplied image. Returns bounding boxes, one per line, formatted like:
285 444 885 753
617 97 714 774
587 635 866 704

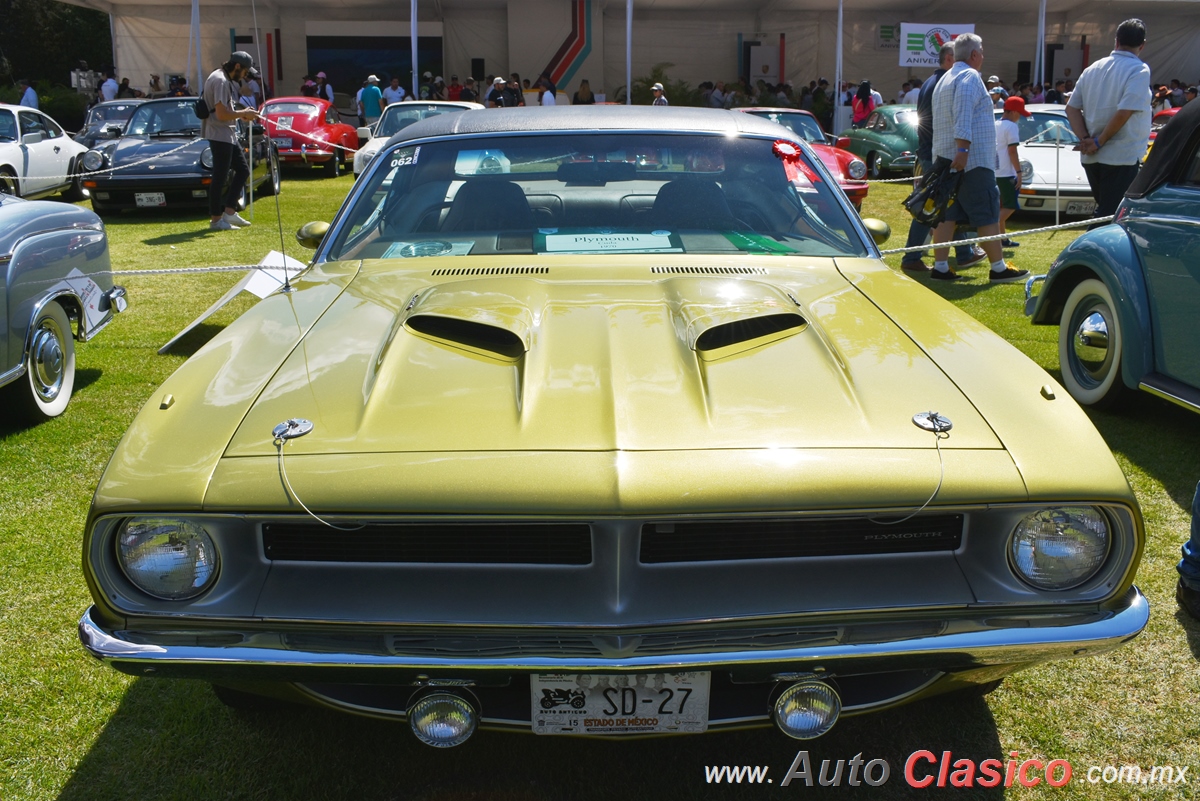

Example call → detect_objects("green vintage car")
842 104 919 178
79 107 1146 747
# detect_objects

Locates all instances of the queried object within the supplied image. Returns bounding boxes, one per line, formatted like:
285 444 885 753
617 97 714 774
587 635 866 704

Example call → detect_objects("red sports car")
262 97 358 176
738 108 869 210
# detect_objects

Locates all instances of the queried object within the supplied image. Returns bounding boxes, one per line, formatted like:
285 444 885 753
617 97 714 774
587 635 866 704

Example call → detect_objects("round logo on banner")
925 28 954 58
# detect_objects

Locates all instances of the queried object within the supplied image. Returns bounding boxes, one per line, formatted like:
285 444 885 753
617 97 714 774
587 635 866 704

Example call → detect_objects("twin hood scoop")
225 270 1000 455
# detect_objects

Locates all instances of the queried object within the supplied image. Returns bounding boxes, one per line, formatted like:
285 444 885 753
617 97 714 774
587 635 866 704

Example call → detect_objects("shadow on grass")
1174 608 1200 661
56 678 1004 800
0 368 102 439
142 229 216 246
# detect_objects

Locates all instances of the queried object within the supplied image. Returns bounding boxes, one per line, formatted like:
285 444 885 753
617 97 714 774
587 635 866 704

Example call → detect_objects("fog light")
1025 197 1045 207
773 680 841 740
407 691 478 747
192 190 208 198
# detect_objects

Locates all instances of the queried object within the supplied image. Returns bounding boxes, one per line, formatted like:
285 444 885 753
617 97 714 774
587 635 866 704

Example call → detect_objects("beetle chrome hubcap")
29 321 65 401
1071 305 1114 387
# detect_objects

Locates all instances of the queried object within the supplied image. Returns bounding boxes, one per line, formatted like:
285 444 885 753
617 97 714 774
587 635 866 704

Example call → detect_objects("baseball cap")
989 87 1004 95
494 76 506 85
316 71 327 79
1003 96 1032 116
423 71 432 79
652 82 664 91
367 74 379 83
987 75 1000 83
229 51 254 69
435 76 444 83
451 74 458 80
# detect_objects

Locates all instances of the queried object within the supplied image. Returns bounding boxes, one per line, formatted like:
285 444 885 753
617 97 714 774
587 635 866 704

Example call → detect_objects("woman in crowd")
851 81 875 128
573 79 595 105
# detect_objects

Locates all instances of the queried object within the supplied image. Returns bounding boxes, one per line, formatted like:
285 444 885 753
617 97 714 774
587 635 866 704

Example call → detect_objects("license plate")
272 137 292 150
1066 200 1096 215
135 192 166 207
531 672 710 735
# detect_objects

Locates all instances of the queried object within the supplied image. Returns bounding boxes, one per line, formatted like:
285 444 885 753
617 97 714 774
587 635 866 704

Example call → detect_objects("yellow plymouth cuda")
79 107 1146 746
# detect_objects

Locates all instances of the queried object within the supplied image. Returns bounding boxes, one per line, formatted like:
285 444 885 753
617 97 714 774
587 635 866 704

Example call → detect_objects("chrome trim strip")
0 362 26 389
78 588 1148 675
1139 381 1200 414
1124 214 1200 229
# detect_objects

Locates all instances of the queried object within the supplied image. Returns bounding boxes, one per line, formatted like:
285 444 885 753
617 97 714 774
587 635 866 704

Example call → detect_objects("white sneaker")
222 211 251 227
209 218 234 231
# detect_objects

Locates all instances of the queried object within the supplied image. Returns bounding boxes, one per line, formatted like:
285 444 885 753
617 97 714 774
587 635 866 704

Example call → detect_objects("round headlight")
116 518 219 600
82 150 105 172
1010 507 1109 590
847 159 867 180
200 147 214 170
1019 159 1035 183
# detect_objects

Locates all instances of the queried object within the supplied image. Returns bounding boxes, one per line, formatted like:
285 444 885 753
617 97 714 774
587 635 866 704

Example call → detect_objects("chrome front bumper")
79 588 1148 682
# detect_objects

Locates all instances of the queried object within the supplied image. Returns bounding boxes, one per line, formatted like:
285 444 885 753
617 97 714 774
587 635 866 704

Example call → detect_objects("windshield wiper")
151 129 199 137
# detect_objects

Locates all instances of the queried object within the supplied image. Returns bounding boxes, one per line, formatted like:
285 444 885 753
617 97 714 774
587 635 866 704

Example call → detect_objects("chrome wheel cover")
1069 301 1116 389
29 317 66 401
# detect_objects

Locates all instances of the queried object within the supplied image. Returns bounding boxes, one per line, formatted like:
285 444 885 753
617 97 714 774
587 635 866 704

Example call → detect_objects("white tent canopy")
54 0 1200 108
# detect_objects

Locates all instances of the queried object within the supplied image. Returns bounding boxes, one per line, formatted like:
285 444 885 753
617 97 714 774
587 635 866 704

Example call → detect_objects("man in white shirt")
1065 18 1152 220
100 73 119 102
17 79 37 109
995 96 1028 246
383 77 406 105
902 79 921 104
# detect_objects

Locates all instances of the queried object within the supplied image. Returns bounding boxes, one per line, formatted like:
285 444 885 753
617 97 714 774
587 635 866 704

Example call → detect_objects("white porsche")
0 103 89 201
997 104 1095 216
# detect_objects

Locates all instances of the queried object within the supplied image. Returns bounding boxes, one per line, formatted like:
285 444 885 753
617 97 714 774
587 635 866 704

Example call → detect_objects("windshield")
267 102 320 115
327 133 868 261
87 103 140 125
0 110 15 142
377 104 469 138
1013 112 1080 145
745 111 825 144
126 100 200 136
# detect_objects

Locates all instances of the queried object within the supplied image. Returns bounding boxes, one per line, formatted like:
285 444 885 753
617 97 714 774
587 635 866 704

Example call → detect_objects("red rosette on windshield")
773 139 821 185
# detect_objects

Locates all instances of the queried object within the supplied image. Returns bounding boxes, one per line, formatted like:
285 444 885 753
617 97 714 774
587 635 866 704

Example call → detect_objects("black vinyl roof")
1126 101 1200 199
388 105 796 147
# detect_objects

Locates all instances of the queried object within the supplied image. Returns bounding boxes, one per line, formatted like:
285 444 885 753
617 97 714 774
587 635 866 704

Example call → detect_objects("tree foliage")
615 63 706 107
0 0 114 88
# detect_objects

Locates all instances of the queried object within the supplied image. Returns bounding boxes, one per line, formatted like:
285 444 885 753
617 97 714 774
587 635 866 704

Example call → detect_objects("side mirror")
296 221 330 249
861 218 891 245
21 132 44 145
835 136 850 150
251 123 266 136
356 126 372 141
104 125 122 137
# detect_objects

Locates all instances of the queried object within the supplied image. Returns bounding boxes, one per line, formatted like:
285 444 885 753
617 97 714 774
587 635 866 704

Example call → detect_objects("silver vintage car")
0 194 126 418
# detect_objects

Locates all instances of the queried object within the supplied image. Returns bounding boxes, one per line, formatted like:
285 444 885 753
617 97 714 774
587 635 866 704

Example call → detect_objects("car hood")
221 256 1000 457
1020 145 1089 187
94 256 1134 514
103 136 207 172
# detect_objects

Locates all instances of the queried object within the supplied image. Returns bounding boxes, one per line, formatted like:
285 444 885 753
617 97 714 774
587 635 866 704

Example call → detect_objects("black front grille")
262 523 592 564
639 515 964 563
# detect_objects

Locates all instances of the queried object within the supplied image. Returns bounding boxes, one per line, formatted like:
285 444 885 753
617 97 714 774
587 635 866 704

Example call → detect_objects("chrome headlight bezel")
115 517 221 601
200 146 214 170
847 158 867 180
1008 506 1111 591
1019 159 1035 184
82 150 106 172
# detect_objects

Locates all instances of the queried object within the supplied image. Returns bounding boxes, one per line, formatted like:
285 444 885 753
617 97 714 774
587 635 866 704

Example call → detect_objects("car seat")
441 180 535 231
650 178 739 231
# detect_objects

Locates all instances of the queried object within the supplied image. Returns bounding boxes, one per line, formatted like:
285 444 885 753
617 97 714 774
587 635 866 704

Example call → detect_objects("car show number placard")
531 672 710 735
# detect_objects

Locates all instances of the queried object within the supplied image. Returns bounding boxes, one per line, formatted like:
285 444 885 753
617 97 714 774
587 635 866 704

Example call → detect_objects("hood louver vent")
652 266 767 275
431 266 550 276
695 313 806 356
406 314 526 360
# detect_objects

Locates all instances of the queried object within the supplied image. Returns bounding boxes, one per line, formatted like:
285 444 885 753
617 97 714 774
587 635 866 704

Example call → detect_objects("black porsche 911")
81 98 280 213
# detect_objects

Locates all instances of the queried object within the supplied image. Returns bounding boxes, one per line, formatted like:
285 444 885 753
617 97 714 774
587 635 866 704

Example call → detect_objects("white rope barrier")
878 214 1113 255
253 110 361 154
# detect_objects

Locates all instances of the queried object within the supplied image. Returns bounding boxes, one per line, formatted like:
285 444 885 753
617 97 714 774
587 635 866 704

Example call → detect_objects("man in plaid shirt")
928 33 1028 283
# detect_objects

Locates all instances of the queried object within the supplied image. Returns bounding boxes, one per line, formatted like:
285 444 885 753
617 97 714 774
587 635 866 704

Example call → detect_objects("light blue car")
1025 102 1199 412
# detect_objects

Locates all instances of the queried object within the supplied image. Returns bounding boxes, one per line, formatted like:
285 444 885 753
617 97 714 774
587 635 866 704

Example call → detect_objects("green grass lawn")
1 175 1198 800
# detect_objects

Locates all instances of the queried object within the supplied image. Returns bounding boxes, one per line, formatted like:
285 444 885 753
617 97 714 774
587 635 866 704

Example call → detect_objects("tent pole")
412 0 419 101
834 0 843 133
1035 0 1047 89
626 0 632 105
